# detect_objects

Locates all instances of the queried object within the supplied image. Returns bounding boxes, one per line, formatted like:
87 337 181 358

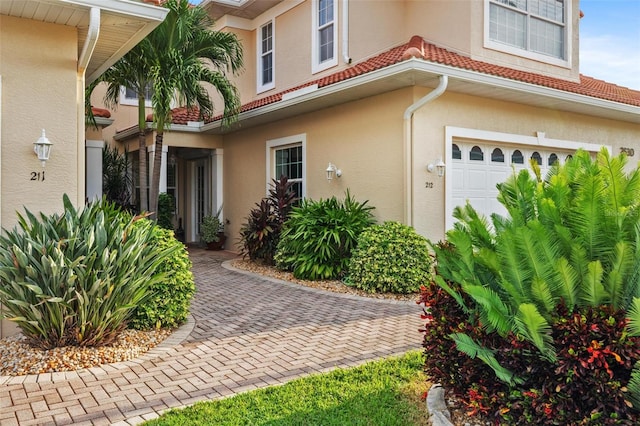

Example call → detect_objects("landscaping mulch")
230 258 420 303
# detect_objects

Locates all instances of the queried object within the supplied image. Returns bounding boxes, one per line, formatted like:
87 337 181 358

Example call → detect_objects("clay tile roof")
91 107 111 118
154 35 640 127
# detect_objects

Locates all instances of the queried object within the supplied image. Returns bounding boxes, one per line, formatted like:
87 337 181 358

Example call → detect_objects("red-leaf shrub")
420 284 640 425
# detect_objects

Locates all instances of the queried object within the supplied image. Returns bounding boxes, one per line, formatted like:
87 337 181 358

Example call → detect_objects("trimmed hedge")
346 221 432 294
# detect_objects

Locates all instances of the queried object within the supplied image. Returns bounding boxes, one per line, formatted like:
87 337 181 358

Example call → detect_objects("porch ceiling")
201 0 284 20
0 0 167 83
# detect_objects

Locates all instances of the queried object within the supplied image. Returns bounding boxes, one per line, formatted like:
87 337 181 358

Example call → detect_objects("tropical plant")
89 0 243 216
422 148 640 423
157 193 175 230
146 0 243 218
200 205 224 244
102 144 132 210
239 176 298 264
275 190 375 280
0 195 176 349
346 221 432 294
129 226 194 330
88 40 154 213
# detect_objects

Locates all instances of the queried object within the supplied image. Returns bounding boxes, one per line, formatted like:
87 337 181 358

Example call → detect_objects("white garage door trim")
444 126 610 231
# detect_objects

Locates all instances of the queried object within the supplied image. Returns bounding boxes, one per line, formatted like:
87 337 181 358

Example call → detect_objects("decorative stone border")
0 315 195 385
427 384 454 426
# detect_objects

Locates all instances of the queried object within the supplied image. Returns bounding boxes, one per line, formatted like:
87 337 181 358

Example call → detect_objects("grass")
144 351 431 426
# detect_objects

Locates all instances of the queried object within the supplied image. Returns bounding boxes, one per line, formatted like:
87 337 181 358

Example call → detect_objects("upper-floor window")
486 0 568 65
312 0 338 73
120 83 153 107
257 21 275 93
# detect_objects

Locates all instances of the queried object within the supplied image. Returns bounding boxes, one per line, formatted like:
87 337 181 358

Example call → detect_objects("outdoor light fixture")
326 162 342 181
34 129 53 167
427 158 446 178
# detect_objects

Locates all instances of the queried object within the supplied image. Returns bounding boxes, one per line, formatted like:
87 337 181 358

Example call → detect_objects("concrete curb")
427 383 454 426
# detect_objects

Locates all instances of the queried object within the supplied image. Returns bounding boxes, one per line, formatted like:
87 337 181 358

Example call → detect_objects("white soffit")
0 0 168 83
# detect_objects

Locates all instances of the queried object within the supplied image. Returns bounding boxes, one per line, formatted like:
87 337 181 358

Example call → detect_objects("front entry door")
192 158 209 242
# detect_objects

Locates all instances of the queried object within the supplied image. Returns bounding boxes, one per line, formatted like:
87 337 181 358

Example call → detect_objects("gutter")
403 75 448 226
77 7 101 207
342 0 351 64
78 8 100 74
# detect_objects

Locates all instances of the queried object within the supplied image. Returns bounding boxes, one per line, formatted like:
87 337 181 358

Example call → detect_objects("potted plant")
200 206 226 250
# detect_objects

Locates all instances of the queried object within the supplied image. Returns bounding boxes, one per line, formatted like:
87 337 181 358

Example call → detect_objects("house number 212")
30 171 45 181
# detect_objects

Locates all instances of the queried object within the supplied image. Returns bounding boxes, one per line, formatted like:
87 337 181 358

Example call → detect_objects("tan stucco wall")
216 0 583 109
219 84 638 249
411 89 640 242
222 88 413 248
0 15 79 224
0 15 80 338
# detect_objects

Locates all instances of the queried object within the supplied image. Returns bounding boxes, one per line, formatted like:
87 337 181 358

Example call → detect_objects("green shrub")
422 148 640 424
0 195 176 348
275 190 375 280
346 221 431 294
157 193 175 230
239 176 297 264
129 226 194 330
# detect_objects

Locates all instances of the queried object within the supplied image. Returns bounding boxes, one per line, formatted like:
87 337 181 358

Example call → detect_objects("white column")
85 140 104 203
211 149 224 220
147 144 168 194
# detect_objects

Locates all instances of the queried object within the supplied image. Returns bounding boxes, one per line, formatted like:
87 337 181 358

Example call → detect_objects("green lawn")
144 351 431 426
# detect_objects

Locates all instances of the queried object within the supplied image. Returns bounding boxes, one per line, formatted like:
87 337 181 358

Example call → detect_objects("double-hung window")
257 21 275 93
312 0 337 73
486 0 568 64
120 83 153 107
267 135 306 200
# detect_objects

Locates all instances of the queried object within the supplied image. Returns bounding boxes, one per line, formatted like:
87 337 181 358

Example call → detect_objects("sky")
579 0 640 89
190 0 640 90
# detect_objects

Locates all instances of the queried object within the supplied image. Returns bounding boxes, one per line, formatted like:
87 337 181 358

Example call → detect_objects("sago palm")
432 148 640 388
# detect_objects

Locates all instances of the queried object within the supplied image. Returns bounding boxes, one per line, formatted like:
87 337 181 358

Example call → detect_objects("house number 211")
30 171 45 181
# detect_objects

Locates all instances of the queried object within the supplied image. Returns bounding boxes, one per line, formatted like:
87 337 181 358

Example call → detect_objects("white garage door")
450 142 575 220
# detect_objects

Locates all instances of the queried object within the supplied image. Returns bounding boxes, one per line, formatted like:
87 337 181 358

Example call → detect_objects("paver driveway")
0 249 422 425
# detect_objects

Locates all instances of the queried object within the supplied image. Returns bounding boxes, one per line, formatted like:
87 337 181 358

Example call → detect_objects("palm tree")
146 0 243 217
90 0 243 216
89 42 154 213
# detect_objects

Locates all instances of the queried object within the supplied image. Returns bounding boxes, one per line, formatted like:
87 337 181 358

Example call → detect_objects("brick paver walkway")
0 249 422 425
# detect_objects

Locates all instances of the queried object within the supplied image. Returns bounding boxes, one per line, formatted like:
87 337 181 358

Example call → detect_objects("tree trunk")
148 131 164 220
138 131 148 213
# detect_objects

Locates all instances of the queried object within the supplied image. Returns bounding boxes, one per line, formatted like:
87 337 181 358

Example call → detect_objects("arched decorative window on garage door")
512 150 524 164
452 143 462 159
548 153 559 166
491 148 505 162
470 146 484 161
531 151 542 165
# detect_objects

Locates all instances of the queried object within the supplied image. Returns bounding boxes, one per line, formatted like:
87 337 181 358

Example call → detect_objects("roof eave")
199 59 639 135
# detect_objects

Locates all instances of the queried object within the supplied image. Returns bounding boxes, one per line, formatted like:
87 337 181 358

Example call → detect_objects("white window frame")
119 84 153 107
311 0 338 74
483 0 571 68
444 126 609 231
266 134 306 198
257 20 276 93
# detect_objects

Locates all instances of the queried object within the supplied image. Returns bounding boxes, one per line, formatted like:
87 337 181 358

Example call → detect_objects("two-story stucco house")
0 0 168 338
97 0 639 248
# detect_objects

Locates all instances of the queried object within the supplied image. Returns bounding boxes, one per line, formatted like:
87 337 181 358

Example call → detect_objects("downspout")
403 74 448 226
77 7 101 206
342 0 351 64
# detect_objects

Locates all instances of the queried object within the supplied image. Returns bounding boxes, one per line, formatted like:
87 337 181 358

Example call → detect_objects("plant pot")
206 233 226 250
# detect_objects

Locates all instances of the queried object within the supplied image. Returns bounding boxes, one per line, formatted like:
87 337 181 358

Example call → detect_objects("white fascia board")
59 0 168 20
201 58 639 132
113 122 153 141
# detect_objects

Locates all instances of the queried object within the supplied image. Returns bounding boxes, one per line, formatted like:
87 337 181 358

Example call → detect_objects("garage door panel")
450 142 574 224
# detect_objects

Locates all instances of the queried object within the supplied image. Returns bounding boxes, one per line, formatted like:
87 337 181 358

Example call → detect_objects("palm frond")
606 241 633 309
462 283 513 335
553 257 578 308
580 260 609 307
627 361 640 410
514 303 556 362
451 333 522 385
626 297 640 337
